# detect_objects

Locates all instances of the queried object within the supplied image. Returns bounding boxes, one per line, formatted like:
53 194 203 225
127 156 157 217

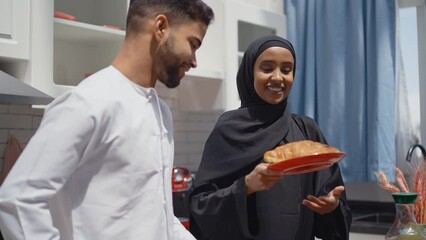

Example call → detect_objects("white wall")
235 0 284 14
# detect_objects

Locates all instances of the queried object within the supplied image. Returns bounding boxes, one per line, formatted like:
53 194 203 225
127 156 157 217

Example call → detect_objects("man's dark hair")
126 0 214 32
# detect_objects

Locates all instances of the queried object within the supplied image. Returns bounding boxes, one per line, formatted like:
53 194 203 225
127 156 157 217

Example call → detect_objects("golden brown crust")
263 140 340 163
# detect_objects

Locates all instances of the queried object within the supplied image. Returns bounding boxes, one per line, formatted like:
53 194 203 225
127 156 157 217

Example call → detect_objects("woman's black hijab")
194 35 297 187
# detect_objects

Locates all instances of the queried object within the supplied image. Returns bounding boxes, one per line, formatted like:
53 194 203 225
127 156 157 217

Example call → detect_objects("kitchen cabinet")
178 0 286 111
2 0 286 111
0 0 30 61
26 0 128 97
50 0 286 112
31 0 226 101
223 0 286 110
52 0 128 88
0 0 130 98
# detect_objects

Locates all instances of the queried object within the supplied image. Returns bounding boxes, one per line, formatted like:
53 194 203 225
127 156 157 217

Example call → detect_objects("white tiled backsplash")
0 85 222 173
0 104 44 173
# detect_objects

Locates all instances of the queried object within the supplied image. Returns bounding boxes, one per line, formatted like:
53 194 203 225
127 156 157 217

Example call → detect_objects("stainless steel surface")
406 144 426 162
349 200 395 235
0 70 53 105
351 212 394 234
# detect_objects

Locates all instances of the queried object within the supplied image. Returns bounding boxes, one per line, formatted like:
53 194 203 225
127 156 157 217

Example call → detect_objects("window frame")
398 0 426 143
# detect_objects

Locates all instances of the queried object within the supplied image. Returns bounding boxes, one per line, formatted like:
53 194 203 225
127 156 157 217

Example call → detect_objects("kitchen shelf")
54 18 125 43
186 68 224 81
53 18 124 87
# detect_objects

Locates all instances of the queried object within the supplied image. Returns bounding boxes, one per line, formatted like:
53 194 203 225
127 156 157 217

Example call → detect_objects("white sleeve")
0 92 96 240
173 216 196 240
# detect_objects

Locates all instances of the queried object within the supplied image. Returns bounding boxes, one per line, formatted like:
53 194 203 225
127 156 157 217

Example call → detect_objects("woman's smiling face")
253 47 295 105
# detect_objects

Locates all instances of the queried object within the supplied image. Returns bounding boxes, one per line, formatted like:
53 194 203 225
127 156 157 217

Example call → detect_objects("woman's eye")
282 67 292 74
260 65 274 73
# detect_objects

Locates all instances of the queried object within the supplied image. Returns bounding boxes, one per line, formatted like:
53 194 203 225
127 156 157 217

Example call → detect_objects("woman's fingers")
302 186 344 214
245 163 285 195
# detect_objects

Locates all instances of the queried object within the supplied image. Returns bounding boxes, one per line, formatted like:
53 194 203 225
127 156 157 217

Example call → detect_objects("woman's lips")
266 86 284 93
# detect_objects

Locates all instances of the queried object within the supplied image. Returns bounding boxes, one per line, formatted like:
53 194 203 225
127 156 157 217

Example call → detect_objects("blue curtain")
285 0 396 182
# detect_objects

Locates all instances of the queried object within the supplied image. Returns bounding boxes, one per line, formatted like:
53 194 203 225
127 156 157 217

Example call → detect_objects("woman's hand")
245 163 284 195
302 185 344 215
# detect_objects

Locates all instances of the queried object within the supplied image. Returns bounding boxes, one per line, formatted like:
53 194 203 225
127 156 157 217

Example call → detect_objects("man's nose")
190 53 197 68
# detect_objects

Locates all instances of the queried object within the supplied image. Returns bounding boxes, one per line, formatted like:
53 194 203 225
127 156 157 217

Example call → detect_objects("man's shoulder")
73 66 136 102
76 66 120 92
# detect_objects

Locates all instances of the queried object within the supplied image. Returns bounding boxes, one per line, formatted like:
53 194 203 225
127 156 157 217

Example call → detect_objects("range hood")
0 70 53 105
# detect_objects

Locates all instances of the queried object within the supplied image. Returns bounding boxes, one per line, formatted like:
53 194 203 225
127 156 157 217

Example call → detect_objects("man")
0 0 214 239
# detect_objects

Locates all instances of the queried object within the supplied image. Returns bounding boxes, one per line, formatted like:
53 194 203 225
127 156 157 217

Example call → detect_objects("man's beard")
161 65 181 88
157 37 184 88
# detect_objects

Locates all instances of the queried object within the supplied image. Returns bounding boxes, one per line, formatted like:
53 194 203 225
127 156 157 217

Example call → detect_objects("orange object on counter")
103 25 123 30
54 11 77 21
0 135 22 186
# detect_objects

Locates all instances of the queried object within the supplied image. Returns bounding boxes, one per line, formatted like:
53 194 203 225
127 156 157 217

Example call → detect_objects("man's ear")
154 14 169 40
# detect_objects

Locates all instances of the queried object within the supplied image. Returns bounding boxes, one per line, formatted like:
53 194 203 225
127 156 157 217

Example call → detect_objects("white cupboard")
24 0 129 97
0 0 30 61
1 0 286 111
178 0 286 111
53 0 128 87
224 0 286 110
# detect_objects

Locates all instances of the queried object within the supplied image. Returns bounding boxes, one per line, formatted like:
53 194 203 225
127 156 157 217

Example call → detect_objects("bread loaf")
264 140 340 164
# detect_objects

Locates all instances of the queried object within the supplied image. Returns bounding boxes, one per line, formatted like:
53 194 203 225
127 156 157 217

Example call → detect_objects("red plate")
267 152 345 175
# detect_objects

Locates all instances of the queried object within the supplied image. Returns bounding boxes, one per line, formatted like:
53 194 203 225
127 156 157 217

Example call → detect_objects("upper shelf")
185 68 224 81
54 18 125 43
53 18 223 82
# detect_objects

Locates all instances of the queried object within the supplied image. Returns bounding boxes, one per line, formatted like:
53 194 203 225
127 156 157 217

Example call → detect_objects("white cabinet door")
0 0 13 39
0 0 30 61
224 0 286 110
179 0 286 112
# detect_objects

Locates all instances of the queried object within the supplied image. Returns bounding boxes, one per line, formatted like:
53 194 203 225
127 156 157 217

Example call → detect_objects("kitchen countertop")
315 233 384 240
348 232 385 240
349 200 395 235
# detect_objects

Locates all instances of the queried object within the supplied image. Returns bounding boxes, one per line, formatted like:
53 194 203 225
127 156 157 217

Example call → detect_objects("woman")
189 35 351 240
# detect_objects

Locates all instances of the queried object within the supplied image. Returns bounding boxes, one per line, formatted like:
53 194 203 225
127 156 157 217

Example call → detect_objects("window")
398 0 425 143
